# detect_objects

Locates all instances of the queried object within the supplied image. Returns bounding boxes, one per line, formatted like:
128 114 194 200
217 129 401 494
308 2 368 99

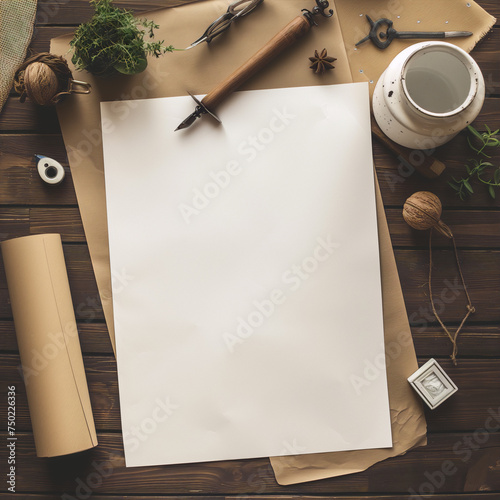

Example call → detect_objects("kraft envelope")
48 0 500 482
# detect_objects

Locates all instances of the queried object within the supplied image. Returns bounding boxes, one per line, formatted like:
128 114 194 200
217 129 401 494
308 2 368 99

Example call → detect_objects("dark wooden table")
1 1 500 499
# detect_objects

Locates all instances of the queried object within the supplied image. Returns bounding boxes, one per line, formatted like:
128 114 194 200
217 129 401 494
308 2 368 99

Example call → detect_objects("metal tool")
176 0 333 130
185 0 264 50
356 15 472 49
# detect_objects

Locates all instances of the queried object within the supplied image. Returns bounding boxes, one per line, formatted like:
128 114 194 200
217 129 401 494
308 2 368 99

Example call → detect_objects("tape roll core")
36 155 65 184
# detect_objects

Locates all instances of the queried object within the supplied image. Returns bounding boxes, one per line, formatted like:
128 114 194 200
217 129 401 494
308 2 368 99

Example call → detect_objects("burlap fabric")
0 0 38 113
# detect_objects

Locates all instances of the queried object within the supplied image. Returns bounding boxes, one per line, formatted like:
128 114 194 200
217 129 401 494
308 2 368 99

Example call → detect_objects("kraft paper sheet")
49 0 494 484
1 234 97 457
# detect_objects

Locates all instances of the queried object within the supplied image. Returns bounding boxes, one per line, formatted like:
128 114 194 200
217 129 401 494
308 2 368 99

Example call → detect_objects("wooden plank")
2 76 500 134
2 496 499 500
0 247 498 323
1 135 500 208
413 325 500 358
2 431 499 494
26 20 499 106
0 136 77 206
27 24 500 81
0 356 498 433
395 249 500 324
0 321 498 358
387 209 500 248
34 0 206 25
0 135 67 166
0 207 490 247
29 207 85 242
0 208 29 240
31 0 500 26
0 320 112 353
1 321 499 358
0 98 60 132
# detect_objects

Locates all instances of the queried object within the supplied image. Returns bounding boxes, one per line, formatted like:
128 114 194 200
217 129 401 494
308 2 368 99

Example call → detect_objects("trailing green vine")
448 125 500 200
70 0 176 77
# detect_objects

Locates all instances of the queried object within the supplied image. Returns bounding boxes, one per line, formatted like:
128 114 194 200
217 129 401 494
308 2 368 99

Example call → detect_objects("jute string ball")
402 191 475 365
403 191 453 238
14 53 90 106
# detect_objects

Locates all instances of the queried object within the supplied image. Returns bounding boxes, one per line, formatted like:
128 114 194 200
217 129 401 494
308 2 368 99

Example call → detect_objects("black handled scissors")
185 0 264 50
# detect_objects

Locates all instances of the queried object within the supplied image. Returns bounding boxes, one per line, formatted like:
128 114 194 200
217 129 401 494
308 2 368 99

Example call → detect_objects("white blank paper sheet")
101 83 392 467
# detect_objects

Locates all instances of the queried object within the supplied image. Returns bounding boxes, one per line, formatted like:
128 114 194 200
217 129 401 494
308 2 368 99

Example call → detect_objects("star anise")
309 48 336 74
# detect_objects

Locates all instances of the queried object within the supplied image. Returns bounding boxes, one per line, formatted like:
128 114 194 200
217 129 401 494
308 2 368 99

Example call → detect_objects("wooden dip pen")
175 0 334 130
176 0 445 180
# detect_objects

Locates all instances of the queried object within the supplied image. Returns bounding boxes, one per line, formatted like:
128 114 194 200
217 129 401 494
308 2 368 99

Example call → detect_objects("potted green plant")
70 0 175 78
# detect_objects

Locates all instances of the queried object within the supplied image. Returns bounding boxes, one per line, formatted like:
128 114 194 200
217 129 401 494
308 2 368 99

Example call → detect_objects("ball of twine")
402 190 475 365
14 53 74 106
403 191 453 238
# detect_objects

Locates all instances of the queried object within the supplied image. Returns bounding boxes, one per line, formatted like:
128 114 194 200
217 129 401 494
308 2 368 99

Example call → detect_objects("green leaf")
467 137 480 154
448 181 460 191
463 180 474 193
489 185 496 199
468 125 484 141
465 164 472 175
114 57 148 74
494 169 500 185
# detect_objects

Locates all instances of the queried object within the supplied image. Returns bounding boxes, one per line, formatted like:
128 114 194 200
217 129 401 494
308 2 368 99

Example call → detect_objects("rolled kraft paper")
1 234 97 457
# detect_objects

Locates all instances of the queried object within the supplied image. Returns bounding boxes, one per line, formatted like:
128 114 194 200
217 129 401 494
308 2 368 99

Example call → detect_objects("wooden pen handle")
202 15 311 111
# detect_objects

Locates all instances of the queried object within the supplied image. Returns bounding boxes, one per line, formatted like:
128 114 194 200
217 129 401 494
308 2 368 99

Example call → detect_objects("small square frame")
407 358 458 409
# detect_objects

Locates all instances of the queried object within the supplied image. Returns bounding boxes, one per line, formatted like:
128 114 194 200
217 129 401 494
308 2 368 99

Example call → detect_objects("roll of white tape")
35 154 65 185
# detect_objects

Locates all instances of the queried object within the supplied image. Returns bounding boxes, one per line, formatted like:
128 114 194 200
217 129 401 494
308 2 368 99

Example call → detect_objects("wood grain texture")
3 497 500 500
3 431 500 494
0 321 498 358
371 119 446 179
0 245 498 325
203 15 311 111
34 0 207 25
2 135 500 208
1 497 500 500
30 1 500 27
1 322 499 359
0 0 499 498
2 207 499 247
1 356 499 433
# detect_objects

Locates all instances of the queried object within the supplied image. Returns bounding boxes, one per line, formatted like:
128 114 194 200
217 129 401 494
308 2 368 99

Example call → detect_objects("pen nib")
175 111 200 131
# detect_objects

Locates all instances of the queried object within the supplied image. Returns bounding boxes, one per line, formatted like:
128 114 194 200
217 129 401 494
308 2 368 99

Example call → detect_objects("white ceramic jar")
373 41 485 150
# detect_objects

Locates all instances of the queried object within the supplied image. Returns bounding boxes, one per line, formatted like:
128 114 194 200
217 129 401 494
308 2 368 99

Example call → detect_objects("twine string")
14 52 73 103
428 228 475 365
